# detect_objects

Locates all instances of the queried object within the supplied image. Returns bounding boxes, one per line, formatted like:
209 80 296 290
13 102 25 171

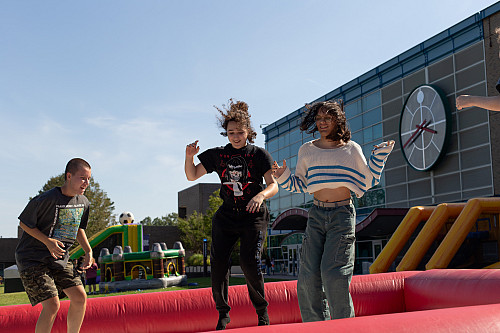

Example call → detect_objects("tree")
38 174 116 238
140 213 179 226
176 211 210 253
177 190 223 253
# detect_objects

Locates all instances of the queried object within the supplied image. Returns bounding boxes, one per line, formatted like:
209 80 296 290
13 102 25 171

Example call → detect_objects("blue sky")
0 1 497 237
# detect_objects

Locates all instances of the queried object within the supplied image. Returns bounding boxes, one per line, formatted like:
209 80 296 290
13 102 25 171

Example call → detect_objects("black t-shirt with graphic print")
15 187 90 272
198 143 273 210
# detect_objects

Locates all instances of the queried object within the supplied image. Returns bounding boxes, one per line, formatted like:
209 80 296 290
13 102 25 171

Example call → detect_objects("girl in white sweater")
273 100 394 322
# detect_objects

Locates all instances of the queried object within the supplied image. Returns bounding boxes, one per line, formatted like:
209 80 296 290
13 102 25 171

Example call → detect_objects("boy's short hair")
65 158 91 180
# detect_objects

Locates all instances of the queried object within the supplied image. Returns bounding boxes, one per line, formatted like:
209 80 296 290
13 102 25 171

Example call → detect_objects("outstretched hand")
272 160 287 179
186 140 200 158
373 140 395 150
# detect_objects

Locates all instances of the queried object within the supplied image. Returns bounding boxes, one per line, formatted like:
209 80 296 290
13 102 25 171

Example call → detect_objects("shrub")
186 253 210 266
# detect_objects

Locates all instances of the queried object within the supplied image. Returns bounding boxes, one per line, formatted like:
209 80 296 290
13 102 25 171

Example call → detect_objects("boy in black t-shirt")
185 99 278 330
15 158 93 333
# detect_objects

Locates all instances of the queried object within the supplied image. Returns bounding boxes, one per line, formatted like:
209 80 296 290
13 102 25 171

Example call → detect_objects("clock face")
399 84 451 171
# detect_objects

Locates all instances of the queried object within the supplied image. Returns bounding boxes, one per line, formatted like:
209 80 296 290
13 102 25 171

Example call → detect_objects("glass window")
362 91 381 111
288 155 298 169
267 128 278 139
291 193 305 207
267 138 278 153
279 133 289 148
349 115 363 133
278 146 291 161
279 123 289 134
279 195 292 210
363 127 373 143
270 198 279 211
290 141 302 156
304 193 314 206
372 123 383 141
303 132 314 143
345 99 362 117
289 128 302 144
362 144 372 158
362 107 382 126
356 241 373 258
352 131 363 144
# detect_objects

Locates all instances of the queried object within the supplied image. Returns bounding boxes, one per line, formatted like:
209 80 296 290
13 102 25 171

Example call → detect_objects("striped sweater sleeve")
276 146 308 193
367 143 394 188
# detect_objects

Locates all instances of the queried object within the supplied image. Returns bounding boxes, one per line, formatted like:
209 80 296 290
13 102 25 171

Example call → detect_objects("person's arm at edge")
456 95 500 111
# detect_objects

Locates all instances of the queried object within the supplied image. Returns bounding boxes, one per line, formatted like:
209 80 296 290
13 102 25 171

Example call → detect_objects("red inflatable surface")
2 270 500 332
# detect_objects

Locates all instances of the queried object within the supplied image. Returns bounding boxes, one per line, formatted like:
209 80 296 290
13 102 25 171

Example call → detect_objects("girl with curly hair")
273 100 394 322
185 99 278 330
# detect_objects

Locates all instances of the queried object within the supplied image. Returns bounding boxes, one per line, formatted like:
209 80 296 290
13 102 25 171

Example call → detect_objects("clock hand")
417 120 437 134
403 119 427 149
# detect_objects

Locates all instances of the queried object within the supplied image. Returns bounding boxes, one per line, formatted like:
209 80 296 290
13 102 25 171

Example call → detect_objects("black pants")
211 206 269 316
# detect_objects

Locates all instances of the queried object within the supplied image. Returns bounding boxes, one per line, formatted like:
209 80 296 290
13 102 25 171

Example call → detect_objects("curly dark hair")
300 100 351 142
215 98 257 143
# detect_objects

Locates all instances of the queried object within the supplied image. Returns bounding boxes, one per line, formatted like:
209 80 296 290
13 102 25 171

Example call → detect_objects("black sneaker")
258 312 270 326
216 313 230 330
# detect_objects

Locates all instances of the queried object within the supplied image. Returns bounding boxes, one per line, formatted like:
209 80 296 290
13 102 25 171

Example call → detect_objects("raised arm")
456 95 500 111
273 147 308 193
368 140 395 187
185 140 207 181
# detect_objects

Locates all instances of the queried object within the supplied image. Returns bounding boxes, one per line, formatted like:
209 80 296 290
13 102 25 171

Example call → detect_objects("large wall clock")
399 84 451 171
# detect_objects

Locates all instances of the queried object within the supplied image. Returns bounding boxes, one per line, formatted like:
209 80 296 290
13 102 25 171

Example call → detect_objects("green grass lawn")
0 276 285 306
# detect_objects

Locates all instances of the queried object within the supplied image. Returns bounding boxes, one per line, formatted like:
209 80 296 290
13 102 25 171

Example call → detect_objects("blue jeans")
297 203 356 322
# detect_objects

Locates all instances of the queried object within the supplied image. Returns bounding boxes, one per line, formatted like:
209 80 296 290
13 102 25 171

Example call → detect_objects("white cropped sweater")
276 140 394 198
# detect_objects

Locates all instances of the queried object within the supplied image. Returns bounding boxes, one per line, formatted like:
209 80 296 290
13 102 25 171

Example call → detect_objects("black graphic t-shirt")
15 187 90 272
198 143 273 210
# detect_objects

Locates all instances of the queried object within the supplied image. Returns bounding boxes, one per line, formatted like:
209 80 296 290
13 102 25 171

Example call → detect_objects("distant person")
266 257 272 276
73 257 86 288
15 158 93 333
273 100 394 322
85 258 98 295
185 99 278 330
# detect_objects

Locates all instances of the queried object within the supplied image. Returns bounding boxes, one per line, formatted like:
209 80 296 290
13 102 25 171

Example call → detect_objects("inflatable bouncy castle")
69 223 186 292
98 241 186 292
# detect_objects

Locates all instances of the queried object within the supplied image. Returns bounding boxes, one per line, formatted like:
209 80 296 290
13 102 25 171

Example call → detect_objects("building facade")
177 183 220 219
263 2 500 275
